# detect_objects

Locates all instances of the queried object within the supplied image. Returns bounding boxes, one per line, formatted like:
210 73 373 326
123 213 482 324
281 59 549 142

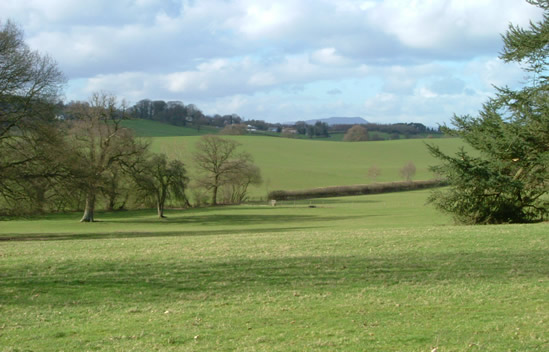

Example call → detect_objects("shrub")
268 179 447 201
400 162 416 181
220 124 247 135
343 125 368 142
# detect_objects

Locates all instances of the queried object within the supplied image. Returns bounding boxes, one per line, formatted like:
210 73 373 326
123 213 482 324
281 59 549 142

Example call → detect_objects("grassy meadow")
1 125 546 351
149 135 467 200
121 119 220 137
122 118 464 199
1 190 548 351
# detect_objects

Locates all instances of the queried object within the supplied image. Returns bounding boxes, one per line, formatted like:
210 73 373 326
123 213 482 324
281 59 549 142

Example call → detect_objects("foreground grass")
1 191 548 351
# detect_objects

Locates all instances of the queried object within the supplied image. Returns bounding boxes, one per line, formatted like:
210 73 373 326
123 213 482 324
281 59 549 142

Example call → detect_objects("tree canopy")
427 0 548 224
343 125 368 141
0 20 67 213
193 135 259 205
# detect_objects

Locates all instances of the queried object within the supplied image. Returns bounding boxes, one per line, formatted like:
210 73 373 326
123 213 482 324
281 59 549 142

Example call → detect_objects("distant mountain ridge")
303 117 368 126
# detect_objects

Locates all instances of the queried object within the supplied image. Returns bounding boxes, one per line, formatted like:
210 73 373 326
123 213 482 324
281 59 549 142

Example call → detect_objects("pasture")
1 190 547 351
149 135 467 199
121 119 220 137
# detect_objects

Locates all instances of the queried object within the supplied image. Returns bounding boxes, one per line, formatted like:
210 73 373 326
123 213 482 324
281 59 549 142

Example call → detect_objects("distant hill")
303 117 368 126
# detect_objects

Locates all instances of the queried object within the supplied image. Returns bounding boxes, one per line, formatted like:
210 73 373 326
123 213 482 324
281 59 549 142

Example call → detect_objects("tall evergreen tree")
427 0 548 224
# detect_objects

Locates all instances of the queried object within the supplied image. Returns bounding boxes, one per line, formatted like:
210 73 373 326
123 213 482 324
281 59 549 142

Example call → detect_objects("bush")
343 125 368 141
268 179 447 201
220 124 247 135
399 162 416 181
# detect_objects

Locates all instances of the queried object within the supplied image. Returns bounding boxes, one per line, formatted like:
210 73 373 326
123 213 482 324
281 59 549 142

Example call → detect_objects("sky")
1 0 544 126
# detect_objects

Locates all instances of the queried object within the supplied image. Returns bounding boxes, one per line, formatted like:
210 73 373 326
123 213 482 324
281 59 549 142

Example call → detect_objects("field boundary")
268 179 447 200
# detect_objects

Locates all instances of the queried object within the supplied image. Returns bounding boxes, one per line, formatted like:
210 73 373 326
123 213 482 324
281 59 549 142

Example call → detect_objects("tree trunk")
80 191 96 222
157 201 165 218
157 190 167 218
212 186 218 206
106 194 115 212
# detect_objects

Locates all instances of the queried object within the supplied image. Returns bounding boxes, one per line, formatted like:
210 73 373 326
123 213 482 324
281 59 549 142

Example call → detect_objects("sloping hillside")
121 119 219 137
150 136 466 199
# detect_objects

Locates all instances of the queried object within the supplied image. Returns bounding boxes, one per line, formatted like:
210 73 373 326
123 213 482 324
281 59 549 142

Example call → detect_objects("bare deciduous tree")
0 20 64 139
193 135 258 205
128 153 189 218
0 20 66 213
367 165 381 181
220 123 247 135
400 161 416 181
67 92 148 222
343 125 368 142
222 162 262 204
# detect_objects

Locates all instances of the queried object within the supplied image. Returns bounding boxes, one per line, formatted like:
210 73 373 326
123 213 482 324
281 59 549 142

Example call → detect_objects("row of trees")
294 121 330 137
0 20 261 221
3 0 546 225
129 98 242 129
127 97 439 141
335 122 441 139
365 163 416 182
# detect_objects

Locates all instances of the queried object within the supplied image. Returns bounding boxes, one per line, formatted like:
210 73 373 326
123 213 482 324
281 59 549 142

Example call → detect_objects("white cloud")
368 0 543 54
465 58 526 89
310 48 350 66
237 2 298 39
248 72 277 86
2 0 543 125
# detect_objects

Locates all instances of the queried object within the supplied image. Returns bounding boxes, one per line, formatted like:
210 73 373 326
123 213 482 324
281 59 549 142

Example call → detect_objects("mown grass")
1 191 547 351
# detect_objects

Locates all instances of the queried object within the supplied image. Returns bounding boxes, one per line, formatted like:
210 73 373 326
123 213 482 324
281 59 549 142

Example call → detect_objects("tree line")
121 99 441 140
2 0 547 225
338 122 442 141
128 98 244 130
0 20 261 221
90 95 439 141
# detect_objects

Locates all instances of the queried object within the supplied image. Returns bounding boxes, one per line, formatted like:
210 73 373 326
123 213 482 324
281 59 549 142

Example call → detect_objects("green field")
1 125 546 351
124 119 461 201
149 135 466 199
121 119 220 137
1 190 548 351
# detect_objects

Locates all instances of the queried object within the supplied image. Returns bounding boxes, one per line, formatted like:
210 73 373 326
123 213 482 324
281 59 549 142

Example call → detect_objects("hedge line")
268 179 448 201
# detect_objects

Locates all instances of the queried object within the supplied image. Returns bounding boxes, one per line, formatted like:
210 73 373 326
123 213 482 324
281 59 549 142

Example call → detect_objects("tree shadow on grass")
275 198 382 205
0 211 367 241
2 249 548 306
0 225 319 242
112 213 363 226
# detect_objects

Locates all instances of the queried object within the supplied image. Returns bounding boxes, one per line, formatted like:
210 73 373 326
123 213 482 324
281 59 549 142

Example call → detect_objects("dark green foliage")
294 121 330 138
332 122 442 140
268 179 447 201
428 1 548 224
